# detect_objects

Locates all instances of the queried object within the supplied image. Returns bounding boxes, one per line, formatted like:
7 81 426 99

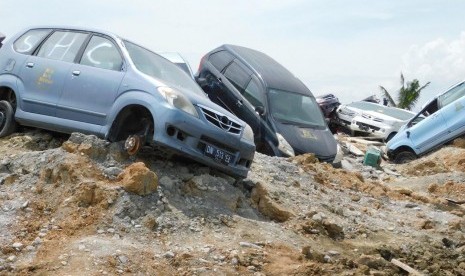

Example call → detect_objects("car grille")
361 114 383 122
198 105 242 134
356 122 380 131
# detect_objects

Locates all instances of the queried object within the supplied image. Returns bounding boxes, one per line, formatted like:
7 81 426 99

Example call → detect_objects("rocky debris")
0 131 463 275
117 162 158 196
250 181 294 222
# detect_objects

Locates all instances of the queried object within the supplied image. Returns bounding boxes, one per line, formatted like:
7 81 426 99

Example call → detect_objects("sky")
2 0 465 111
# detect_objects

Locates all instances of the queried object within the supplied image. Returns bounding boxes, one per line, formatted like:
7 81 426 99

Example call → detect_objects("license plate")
204 144 233 165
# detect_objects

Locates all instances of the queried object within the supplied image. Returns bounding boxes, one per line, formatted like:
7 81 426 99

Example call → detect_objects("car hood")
275 122 337 158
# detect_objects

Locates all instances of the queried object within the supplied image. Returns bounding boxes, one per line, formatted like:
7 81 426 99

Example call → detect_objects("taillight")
198 55 207 72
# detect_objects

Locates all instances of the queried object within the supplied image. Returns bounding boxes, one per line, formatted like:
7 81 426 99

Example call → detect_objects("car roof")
221 44 311 95
23 26 122 41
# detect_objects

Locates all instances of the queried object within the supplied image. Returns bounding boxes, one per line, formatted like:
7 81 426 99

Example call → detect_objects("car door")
20 30 88 116
408 99 448 153
437 81 465 139
221 60 267 136
57 35 125 126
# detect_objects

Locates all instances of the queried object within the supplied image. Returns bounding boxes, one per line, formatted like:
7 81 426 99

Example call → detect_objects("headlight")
158 87 199 118
243 124 254 142
277 133 295 157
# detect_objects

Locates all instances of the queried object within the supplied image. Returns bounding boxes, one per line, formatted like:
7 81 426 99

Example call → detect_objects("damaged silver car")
0 27 255 178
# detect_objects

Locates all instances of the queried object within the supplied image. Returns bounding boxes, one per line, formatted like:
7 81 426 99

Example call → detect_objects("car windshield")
268 89 326 127
124 41 205 97
349 102 414 120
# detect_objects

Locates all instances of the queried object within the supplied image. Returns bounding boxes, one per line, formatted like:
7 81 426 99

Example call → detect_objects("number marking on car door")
36 68 54 87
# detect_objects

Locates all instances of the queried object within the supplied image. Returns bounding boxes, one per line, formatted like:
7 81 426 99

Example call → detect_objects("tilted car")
336 101 416 141
387 80 465 163
316 93 340 118
196 44 342 165
0 27 255 178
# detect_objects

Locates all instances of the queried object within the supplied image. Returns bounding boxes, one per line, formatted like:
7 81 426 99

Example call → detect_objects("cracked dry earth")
0 130 464 275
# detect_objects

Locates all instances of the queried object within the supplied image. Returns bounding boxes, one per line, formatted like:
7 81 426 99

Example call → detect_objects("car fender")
0 73 20 104
386 130 417 154
102 90 162 139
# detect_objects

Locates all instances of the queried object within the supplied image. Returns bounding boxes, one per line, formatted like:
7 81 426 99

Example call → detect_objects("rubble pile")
0 130 464 275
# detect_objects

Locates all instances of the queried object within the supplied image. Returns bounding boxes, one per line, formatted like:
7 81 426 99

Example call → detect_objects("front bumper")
350 119 393 140
152 105 255 178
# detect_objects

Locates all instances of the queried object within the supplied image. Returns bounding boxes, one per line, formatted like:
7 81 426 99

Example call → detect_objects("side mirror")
0 33 5 48
255 106 265 116
196 77 207 87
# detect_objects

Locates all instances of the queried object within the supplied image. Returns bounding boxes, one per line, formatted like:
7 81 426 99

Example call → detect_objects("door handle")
236 100 243 107
26 62 34 68
72 70 81 76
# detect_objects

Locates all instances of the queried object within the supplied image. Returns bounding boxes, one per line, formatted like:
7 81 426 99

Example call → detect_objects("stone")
32 237 42 246
118 162 158 195
163 251 175 258
104 167 122 178
417 219 435 230
394 187 413 196
323 220 344 240
117 255 129 264
239 242 262 250
250 182 294 222
12 242 23 250
7 256 16 262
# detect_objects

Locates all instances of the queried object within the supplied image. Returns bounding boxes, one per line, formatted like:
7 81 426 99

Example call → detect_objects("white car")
336 101 416 141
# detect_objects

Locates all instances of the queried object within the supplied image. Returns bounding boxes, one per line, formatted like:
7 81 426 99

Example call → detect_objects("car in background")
316 93 340 118
0 27 255 178
336 101 416 141
196 44 342 165
387 80 465 163
158 52 194 79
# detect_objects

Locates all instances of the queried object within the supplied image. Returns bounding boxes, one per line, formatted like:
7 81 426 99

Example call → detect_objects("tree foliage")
379 73 430 110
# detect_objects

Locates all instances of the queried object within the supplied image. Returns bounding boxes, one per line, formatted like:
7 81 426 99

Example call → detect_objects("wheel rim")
124 135 141 155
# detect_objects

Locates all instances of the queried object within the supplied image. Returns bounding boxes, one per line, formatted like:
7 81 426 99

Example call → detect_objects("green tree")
379 73 430 110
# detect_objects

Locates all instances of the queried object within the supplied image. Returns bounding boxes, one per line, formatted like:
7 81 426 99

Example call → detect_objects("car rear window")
209 50 234 72
13 29 51 55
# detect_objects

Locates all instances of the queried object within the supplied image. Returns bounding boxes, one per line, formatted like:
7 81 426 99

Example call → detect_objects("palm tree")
379 73 430 110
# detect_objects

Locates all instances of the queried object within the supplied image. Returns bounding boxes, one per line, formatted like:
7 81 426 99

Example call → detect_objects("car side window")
80 36 123 71
37 31 88 62
243 78 265 108
13 29 51 55
438 82 465 108
223 61 251 92
209 50 234 71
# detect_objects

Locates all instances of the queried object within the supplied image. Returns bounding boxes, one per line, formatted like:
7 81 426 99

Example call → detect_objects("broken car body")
0 27 255 178
387 80 465 163
336 101 416 141
196 44 341 164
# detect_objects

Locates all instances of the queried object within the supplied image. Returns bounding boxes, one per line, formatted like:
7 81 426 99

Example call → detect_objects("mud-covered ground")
0 130 464 275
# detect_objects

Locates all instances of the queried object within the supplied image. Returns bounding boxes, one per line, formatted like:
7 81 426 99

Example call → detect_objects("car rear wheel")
0 100 16 138
394 150 416 164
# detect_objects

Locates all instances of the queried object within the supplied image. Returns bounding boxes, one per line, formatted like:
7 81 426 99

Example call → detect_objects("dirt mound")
0 132 464 275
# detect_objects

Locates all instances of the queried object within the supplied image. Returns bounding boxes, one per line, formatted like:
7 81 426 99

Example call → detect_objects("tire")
394 151 416 164
0 100 16 138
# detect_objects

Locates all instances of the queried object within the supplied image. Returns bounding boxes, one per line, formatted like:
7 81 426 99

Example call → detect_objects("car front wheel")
394 150 416 164
0 100 16 138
